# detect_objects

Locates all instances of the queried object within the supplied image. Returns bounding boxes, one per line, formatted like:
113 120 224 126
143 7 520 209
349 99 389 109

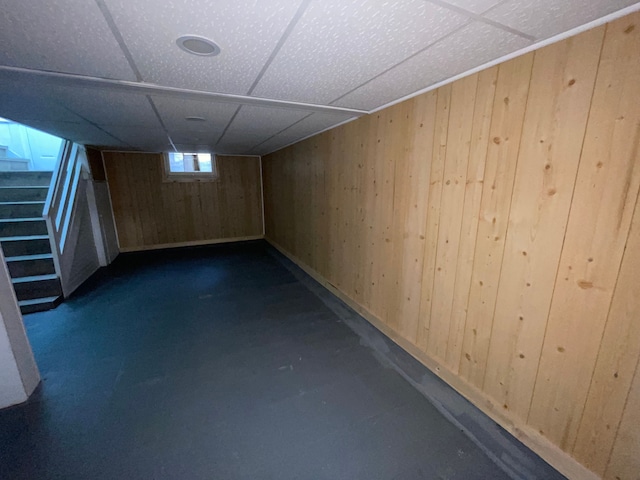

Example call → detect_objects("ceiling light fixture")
185 116 206 122
176 35 221 57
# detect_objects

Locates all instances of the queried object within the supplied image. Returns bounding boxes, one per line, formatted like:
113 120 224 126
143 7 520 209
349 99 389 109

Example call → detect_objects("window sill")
162 173 220 183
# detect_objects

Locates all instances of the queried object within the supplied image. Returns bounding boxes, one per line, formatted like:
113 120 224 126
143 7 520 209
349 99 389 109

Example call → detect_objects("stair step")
5 253 53 262
12 274 62 301
0 171 53 187
0 201 45 219
19 296 62 315
6 254 55 278
0 218 48 237
0 235 52 256
12 273 58 283
0 186 49 202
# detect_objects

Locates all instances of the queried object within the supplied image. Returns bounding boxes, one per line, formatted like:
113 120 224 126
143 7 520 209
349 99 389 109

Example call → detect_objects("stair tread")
0 186 49 189
18 296 60 306
0 201 46 205
12 273 58 283
0 217 45 223
0 235 49 241
0 171 53 174
5 253 53 262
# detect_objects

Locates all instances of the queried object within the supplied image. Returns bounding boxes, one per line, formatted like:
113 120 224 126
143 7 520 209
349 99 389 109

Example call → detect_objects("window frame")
162 152 219 182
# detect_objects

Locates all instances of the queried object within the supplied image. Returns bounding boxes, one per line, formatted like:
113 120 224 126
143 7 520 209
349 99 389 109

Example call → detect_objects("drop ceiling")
0 0 637 156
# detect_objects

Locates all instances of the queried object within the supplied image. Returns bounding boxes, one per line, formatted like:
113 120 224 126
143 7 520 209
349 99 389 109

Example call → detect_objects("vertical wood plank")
445 67 497 371
459 54 534 386
572 190 640 474
416 84 452 350
361 114 381 311
482 26 605 420
387 93 437 341
427 74 478 362
312 134 330 286
528 14 640 450
349 119 368 305
369 108 397 320
604 356 640 480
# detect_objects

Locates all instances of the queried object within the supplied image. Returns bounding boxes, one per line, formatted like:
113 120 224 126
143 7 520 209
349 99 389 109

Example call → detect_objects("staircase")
0 171 63 314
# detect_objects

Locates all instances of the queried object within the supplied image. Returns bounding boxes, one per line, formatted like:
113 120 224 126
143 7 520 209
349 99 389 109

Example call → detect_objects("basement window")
163 152 218 181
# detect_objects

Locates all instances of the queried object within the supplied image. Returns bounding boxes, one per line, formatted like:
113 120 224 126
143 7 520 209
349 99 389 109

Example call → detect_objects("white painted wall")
0 250 39 409
92 182 119 264
0 119 63 171
59 180 101 296
56 148 119 297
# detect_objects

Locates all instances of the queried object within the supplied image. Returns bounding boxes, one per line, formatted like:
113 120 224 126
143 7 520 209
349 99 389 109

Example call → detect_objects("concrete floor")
0 241 556 479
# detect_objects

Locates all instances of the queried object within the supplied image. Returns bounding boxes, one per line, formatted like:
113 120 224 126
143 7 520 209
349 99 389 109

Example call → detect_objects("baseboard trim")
119 235 264 253
266 237 599 480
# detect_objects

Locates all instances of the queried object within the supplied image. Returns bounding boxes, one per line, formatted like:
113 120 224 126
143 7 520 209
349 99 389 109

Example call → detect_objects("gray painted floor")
0 241 555 479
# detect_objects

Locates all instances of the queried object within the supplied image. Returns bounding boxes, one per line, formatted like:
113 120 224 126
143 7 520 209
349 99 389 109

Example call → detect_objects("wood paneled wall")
104 153 263 251
262 13 640 480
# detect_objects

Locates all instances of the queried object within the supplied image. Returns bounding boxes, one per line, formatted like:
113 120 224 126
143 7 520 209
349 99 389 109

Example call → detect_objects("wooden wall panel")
385 96 435 341
416 84 451 351
428 74 477 364
104 153 263 251
528 16 640 451
262 12 640 480
445 67 497 372
459 54 532 387
604 356 640 480
482 25 604 421
572 191 640 475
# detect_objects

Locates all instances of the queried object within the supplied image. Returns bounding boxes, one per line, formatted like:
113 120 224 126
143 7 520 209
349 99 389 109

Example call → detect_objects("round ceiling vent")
176 35 221 57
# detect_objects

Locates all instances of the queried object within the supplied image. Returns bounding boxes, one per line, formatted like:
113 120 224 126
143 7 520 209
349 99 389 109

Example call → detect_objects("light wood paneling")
104 153 263 251
445 67 497 372
573 191 640 476
459 54 533 387
482 25 604 421
262 12 640 479
385 95 435 341
416 84 451 351
528 13 640 452
427 74 477 364
604 356 640 480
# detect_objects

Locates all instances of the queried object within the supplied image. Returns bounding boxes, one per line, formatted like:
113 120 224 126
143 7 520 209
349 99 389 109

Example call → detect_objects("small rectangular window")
164 152 218 181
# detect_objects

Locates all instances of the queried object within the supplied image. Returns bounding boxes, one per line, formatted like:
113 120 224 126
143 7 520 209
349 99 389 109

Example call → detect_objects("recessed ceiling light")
176 35 220 56
185 116 206 122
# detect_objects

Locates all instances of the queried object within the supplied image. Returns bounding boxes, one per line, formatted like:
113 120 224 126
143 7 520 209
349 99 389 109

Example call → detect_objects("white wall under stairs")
0 248 39 408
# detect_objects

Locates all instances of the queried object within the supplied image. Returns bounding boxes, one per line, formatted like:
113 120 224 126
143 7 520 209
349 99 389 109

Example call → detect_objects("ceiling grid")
0 0 637 155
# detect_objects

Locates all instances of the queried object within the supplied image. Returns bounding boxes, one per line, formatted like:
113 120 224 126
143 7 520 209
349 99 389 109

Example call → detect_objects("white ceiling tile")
169 131 217 146
51 88 160 127
0 78 83 123
252 112 356 154
334 21 531 111
436 0 504 14
251 0 468 105
0 95 78 125
216 105 314 152
173 143 218 154
150 96 239 141
0 0 136 80
99 125 168 148
169 130 213 141
103 0 304 93
485 0 638 39
25 120 126 147
215 134 270 155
